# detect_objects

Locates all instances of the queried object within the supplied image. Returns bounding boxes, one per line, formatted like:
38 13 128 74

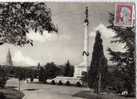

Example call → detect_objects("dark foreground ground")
6 78 135 99
73 90 135 99
0 87 24 99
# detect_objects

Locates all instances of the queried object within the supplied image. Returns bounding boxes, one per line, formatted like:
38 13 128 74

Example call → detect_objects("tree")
64 60 74 77
88 31 108 94
0 2 57 86
107 13 135 94
0 66 8 88
38 62 60 83
44 62 60 79
14 67 28 80
0 2 57 46
38 66 46 83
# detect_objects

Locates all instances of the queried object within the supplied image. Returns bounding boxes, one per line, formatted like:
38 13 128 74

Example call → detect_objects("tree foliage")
107 13 135 94
0 2 57 86
64 60 74 77
0 66 8 88
44 62 60 79
38 62 60 83
0 2 57 46
88 31 108 93
38 66 46 83
13 67 31 80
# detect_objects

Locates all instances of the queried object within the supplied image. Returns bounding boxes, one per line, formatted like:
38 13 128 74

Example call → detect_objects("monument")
74 7 90 78
6 49 13 66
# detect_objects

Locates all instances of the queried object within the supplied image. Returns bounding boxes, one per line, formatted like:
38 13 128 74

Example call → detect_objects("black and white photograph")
0 1 136 99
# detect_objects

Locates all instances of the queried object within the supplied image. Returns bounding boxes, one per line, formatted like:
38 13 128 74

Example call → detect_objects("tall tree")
64 60 74 77
38 66 46 83
0 2 57 46
107 13 135 94
88 31 108 93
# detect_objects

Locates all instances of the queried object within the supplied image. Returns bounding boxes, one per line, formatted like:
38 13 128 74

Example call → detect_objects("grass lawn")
73 90 135 99
0 87 24 99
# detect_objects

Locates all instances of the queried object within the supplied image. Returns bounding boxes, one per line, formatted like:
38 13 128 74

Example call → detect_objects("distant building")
6 49 13 66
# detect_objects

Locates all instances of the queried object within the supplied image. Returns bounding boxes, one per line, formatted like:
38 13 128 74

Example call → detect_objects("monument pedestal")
74 62 88 78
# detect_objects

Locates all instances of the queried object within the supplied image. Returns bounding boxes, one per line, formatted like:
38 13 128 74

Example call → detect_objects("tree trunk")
98 72 101 94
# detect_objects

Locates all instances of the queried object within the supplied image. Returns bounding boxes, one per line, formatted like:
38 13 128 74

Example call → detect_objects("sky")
0 2 126 66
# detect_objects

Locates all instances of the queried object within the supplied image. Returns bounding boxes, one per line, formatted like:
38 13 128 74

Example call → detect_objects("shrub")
0 92 6 99
0 79 6 88
76 82 81 87
65 81 70 86
51 80 55 85
0 67 8 88
58 81 63 85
